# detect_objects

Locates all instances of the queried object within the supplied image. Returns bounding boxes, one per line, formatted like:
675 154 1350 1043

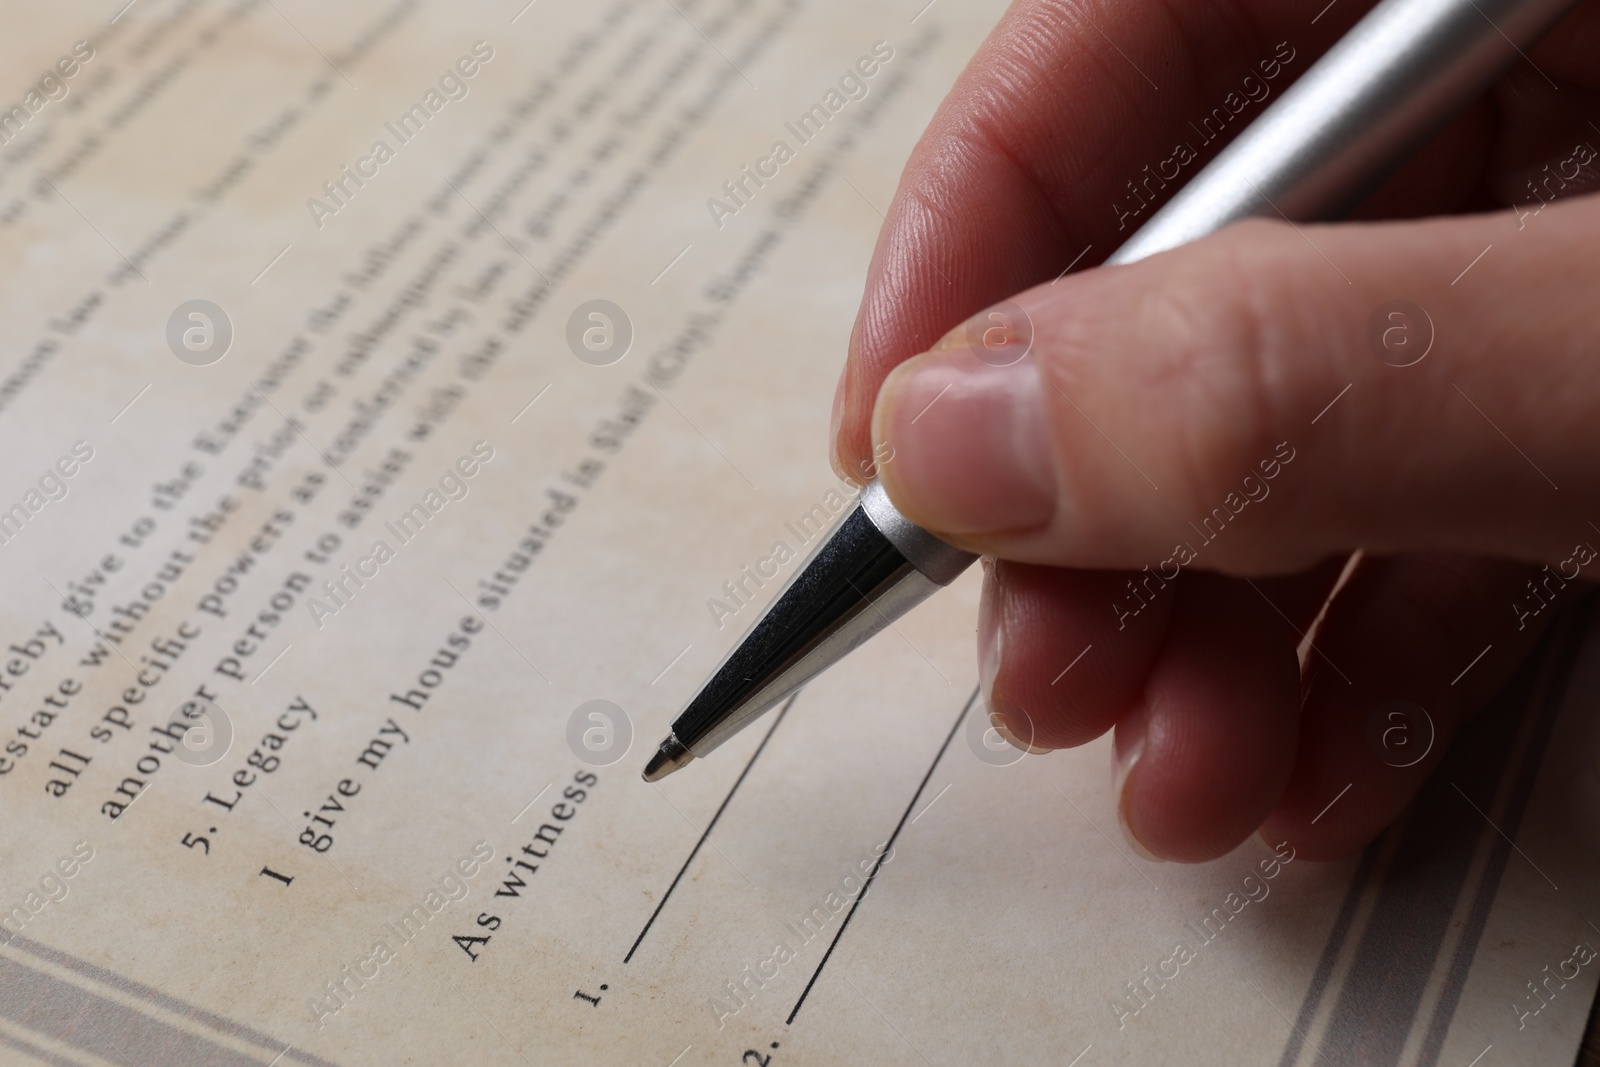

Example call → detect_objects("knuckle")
1023 218 1329 565
1136 221 1301 516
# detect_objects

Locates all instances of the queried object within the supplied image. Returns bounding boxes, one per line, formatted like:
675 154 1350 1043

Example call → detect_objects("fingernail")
1113 725 1163 861
926 322 969 353
828 372 851 482
991 706 1051 754
983 638 1054 755
979 585 1003 713
979 562 1047 753
871 353 1057 536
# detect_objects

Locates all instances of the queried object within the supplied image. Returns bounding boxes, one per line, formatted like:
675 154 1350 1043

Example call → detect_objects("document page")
0 1 1596 1064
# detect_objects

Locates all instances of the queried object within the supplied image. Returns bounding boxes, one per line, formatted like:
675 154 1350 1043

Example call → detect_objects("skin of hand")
830 0 1600 863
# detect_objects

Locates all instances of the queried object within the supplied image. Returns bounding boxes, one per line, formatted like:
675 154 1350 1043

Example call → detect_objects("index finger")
832 0 1358 477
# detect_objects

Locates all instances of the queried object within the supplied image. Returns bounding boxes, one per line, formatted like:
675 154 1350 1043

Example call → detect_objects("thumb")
869 194 1600 575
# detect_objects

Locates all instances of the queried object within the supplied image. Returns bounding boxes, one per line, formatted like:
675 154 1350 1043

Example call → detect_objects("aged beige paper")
0 1 1596 1064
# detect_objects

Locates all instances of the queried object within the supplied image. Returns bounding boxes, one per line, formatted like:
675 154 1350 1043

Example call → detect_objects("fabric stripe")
2 934 333 1067
1414 608 1591 1065
0 955 269 1066
1276 601 1589 1066
0 1025 91 1067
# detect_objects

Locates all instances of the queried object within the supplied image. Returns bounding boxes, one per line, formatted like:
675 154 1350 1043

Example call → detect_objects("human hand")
831 0 1600 862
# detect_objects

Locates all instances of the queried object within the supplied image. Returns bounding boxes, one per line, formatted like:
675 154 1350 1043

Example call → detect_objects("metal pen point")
642 734 692 782
644 481 974 781
643 0 1582 782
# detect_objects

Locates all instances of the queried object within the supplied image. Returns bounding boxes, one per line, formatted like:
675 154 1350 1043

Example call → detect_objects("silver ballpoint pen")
643 0 1582 781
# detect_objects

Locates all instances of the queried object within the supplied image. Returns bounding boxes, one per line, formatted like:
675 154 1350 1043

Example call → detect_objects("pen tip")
642 733 693 783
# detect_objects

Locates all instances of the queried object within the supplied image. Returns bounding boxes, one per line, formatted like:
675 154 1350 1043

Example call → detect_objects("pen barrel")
1107 0 1582 266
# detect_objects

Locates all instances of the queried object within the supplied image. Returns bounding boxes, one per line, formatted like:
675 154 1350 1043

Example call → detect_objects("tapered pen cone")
643 488 974 779
642 734 692 782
